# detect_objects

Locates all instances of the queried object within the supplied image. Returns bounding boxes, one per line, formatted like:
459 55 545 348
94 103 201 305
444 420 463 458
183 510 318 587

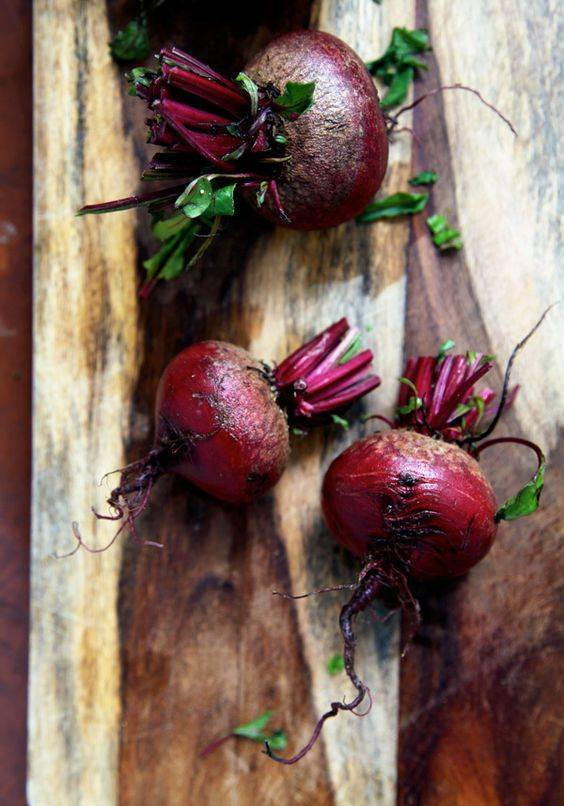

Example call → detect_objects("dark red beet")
267 317 548 764
322 429 497 580
244 30 388 229
79 32 388 291
155 341 289 504
65 318 380 555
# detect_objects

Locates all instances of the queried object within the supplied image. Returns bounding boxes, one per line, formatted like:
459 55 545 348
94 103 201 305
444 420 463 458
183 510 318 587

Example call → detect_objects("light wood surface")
30 0 562 804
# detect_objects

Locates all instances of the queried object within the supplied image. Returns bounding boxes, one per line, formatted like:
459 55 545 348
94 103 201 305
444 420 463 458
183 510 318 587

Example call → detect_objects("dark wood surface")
23 0 564 803
0 2 32 804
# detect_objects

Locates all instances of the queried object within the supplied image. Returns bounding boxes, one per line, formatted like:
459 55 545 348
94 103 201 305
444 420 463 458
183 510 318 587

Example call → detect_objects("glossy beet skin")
245 30 389 229
155 341 289 503
322 429 497 580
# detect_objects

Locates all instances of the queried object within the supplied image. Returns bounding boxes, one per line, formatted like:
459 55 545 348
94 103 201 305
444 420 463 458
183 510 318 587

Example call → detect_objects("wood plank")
30 2 140 803
398 0 563 802
116 1 413 804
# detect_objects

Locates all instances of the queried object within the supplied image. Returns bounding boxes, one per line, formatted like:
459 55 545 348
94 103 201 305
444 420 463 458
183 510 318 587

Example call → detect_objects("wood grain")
30 2 139 803
398 1 563 803
29 0 563 804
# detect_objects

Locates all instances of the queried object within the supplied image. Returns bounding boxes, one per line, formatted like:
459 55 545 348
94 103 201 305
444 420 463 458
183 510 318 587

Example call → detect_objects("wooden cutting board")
30 0 562 804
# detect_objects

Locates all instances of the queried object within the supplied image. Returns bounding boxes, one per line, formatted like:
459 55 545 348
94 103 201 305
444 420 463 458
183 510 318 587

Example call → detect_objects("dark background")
0 3 31 803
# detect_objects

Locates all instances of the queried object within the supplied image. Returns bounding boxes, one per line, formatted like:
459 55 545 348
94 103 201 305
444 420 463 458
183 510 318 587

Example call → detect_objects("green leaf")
380 66 414 108
427 214 462 250
357 192 428 223
266 729 288 751
338 333 363 365
495 456 546 522
236 72 259 116
126 66 156 95
152 214 190 242
331 414 349 430
255 181 269 207
409 170 437 186
208 183 237 217
231 711 287 749
327 654 345 675
143 231 183 278
109 19 150 63
233 711 272 739
291 427 307 436
175 177 213 218
398 377 418 395
274 81 316 118
397 395 423 415
437 339 455 360
366 27 431 109
274 134 287 145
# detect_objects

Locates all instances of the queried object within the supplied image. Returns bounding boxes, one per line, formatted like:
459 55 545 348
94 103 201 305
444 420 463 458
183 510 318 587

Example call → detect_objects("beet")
322 429 498 580
79 32 388 292
66 318 380 554
244 30 388 229
268 320 548 764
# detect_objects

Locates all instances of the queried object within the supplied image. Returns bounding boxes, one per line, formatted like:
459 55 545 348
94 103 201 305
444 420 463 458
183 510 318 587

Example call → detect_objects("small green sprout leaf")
331 414 350 430
232 711 288 749
233 711 272 739
256 181 269 207
409 170 437 186
175 177 213 217
327 654 345 675
338 333 363 364
109 18 150 63
495 456 546 522
437 339 455 361
357 192 428 223
366 27 431 108
380 66 414 109
274 81 316 118
397 396 423 415
427 214 462 250
208 183 237 217
236 72 259 116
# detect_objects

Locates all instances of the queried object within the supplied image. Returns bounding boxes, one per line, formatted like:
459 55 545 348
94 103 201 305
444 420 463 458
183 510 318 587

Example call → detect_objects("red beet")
67 318 380 554
268 318 548 764
244 30 388 229
79 32 388 292
322 429 498 580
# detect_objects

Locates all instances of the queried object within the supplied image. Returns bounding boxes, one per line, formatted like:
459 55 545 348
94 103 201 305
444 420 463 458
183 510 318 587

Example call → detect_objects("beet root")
64 318 380 556
244 30 388 229
268 317 548 764
322 429 498 580
79 31 389 291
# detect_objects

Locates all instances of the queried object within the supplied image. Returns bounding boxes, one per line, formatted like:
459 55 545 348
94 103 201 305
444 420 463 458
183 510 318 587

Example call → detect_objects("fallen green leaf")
357 192 428 223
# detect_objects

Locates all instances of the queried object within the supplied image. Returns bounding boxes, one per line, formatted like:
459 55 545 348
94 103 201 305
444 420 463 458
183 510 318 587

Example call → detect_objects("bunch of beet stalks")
69 27 551 766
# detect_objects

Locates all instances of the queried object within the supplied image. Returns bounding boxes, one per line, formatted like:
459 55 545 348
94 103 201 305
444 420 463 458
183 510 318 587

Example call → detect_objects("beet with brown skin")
79 31 389 292
244 30 389 229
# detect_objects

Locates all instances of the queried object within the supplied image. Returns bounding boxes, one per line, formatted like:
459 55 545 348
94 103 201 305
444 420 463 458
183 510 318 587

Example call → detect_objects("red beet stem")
397 351 494 440
80 44 293 248
274 320 380 422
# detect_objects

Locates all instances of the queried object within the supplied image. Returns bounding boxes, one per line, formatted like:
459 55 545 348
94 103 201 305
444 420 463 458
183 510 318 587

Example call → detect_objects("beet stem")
459 305 556 445
391 83 517 136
